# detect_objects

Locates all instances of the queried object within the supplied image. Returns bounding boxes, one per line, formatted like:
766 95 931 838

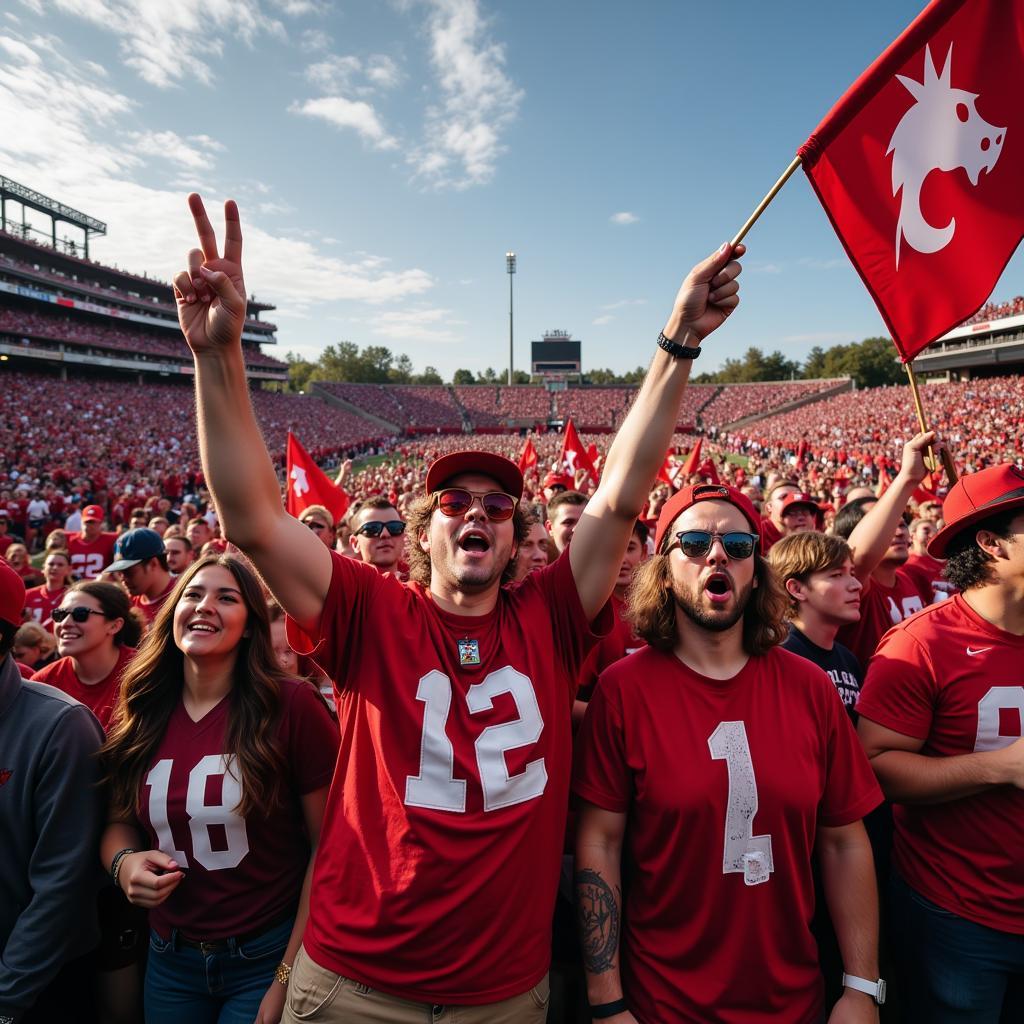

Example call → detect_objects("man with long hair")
172 194 744 1022
574 483 885 1023
857 464 1024 1022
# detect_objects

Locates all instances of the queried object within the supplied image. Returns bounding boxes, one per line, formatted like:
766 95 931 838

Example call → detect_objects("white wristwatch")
842 973 886 1005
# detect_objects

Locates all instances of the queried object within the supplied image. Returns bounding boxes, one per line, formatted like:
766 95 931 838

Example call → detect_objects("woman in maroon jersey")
32 580 143 730
99 554 338 1024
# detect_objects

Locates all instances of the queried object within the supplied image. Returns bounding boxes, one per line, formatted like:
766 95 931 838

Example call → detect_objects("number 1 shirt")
573 644 881 1024
287 549 611 1004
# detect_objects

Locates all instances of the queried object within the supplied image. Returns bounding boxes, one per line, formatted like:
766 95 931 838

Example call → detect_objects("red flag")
286 432 350 522
517 438 538 473
560 419 597 483
657 450 679 488
799 0 1024 361
698 459 721 485
876 465 896 498
680 438 704 477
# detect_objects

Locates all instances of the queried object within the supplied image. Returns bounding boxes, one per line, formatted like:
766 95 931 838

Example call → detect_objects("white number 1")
708 721 774 886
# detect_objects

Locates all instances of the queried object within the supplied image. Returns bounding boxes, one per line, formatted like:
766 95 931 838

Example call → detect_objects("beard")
672 575 755 633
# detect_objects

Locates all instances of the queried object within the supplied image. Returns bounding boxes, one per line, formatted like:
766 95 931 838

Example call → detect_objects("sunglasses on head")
668 530 759 560
52 606 106 624
355 520 406 538
433 488 518 522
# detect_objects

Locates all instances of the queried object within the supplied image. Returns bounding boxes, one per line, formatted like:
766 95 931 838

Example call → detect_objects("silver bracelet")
110 848 137 891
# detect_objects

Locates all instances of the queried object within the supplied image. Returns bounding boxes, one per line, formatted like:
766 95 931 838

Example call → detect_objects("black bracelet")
657 331 701 359
110 847 137 888
590 998 628 1019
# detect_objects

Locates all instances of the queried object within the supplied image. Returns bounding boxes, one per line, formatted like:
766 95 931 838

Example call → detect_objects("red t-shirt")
32 645 135 731
135 678 337 940
132 579 177 627
573 645 882 1024
759 515 783 554
287 549 610 1004
22 584 67 632
577 596 643 700
902 552 955 603
68 532 118 580
856 595 1024 934
836 568 928 669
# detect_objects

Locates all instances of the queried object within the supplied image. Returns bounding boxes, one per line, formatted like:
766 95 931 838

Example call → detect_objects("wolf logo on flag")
888 44 1006 268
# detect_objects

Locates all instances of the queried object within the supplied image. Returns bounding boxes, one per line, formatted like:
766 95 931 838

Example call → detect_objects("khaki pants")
282 945 550 1023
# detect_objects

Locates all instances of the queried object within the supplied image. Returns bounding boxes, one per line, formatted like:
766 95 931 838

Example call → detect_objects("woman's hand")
118 849 185 908
254 978 287 1024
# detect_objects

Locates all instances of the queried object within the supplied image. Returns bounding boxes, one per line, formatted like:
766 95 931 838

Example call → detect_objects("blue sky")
1 0 1020 378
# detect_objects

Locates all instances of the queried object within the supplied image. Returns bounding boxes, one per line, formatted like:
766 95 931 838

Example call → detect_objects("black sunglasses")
669 530 759 560
355 520 406 538
53 606 106 624
434 488 518 522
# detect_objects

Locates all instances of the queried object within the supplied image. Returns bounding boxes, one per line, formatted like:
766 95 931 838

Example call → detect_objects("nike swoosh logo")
966 647 992 656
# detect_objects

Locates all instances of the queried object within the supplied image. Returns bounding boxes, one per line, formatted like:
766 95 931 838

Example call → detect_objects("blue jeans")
890 872 1024 1023
145 917 292 1024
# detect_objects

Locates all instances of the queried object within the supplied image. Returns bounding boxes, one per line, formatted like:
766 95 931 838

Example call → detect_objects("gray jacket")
0 654 105 1021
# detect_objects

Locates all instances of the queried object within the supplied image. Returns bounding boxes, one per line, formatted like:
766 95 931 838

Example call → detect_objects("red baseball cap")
654 483 761 552
425 451 524 499
542 471 574 491
780 493 820 516
0 557 26 629
928 464 1024 558
82 504 104 522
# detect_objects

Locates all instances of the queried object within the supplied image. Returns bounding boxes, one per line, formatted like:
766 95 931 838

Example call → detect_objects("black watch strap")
657 331 701 359
590 998 628 1019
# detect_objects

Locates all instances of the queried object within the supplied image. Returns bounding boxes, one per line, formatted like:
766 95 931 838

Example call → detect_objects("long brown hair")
101 554 288 820
626 551 789 655
404 492 529 587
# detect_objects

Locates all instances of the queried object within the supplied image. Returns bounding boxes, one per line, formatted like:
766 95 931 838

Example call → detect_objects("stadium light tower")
506 251 516 386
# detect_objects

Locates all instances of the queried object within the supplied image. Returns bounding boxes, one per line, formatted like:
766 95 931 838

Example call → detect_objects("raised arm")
173 195 331 630
845 431 936 583
570 242 744 620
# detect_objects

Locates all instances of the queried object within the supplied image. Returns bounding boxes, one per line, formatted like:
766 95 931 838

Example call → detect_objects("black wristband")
657 331 701 359
590 998 628 1019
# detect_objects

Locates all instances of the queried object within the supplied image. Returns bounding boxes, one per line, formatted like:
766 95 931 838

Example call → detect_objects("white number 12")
708 721 774 886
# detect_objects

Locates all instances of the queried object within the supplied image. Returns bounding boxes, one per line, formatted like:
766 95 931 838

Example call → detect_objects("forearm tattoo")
575 867 621 974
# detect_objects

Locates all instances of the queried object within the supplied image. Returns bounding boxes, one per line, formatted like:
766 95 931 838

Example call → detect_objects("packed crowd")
960 294 1024 325
3 202 1024 1024
698 377 846 426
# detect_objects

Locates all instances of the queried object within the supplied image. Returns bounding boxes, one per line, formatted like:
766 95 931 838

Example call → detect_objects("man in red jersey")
574 483 883 1024
106 528 176 627
67 504 117 580
0 509 14 558
172 194 745 1022
777 491 822 538
348 496 405 574
22 549 74 632
831 434 937 669
901 516 953 603
857 464 1024 1023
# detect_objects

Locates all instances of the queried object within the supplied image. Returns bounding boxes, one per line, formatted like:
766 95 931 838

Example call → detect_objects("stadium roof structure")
916 312 1024 377
0 176 106 258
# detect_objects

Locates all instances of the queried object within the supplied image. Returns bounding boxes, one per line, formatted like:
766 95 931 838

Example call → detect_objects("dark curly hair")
942 508 1019 592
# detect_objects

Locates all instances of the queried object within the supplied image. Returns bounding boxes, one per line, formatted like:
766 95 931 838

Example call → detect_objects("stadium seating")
698 379 846 427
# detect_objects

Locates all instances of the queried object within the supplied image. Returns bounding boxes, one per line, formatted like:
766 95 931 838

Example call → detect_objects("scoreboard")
531 331 580 376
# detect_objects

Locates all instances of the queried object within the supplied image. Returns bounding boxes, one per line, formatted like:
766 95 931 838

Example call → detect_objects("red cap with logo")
0 557 26 629
654 483 761 553
542 471 574 491
82 504 105 522
780 492 820 515
424 451 524 500
928 464 1024 558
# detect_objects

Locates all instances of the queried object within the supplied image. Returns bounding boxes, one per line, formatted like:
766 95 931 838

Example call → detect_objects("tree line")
284 335 905 393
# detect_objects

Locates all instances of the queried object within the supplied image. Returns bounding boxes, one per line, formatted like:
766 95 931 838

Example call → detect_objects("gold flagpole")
731 155 803 247
905 362 959 483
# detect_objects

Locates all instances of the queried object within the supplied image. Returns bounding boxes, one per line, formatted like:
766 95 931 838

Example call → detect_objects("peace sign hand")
173 194 247 356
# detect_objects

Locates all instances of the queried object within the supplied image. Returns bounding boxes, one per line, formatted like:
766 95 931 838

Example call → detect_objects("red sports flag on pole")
517 437 538 473
680 438 704 477
286 432 350 522
799 0 1024 361
560 419 597 483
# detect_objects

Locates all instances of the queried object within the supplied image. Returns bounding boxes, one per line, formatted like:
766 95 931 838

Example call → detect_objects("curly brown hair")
404 493 529 587
625 552 789 654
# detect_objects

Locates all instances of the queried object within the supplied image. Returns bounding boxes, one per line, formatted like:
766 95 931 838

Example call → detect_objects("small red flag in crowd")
680 437 704 477
286 431 350 522
799 0 1024 361
560 419 597 483
657 450 680 489
517 437 538 474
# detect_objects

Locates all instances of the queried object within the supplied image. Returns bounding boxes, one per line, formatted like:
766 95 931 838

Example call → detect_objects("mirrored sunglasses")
355 520 406 538
670 530 758 560
52 606 106 624
434 488 518 522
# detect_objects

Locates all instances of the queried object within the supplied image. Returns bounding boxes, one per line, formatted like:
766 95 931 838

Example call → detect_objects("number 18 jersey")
286 550 610 1005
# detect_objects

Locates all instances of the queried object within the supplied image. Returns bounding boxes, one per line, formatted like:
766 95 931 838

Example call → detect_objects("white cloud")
365 55 402 90
410 0 523 189
369 307 465 343
610 211 638 225
299 27 332 52
290 96 398 150
592 315 614 326
0 35 41 63
600 298 645 311
51 0 285 89
749 261 783 274
129 130 219 170
272 0 329 14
